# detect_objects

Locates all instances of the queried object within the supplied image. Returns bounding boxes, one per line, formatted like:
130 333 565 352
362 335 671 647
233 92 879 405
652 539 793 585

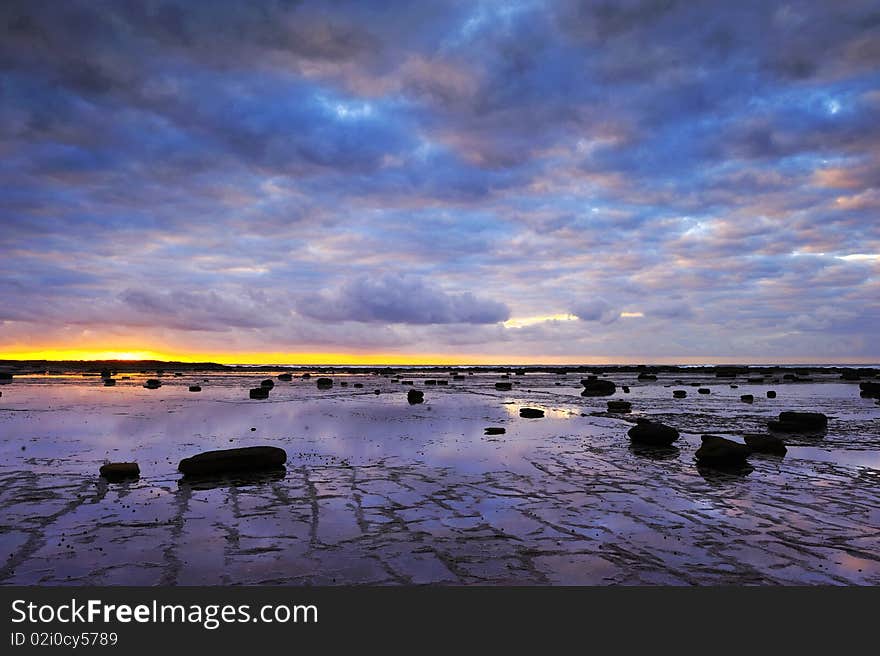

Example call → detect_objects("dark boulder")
260 379 274 389
695 435 751 466
143 379 161 389
637 373 657 381
103 378 116 387
301 373 311 379
424 379 437 385
622 385 630 393
189 385 201 392
353 383 364 388
673 390 687 398
859 382 880 398
100 369 112 379
766 390 777 398
178 446 287 477
407 389 424 404
607 400 632 412
316 378 333 389
519 407 544 418
277 373 292 381
627 419 679 446
99 462 140 481
495 382 513 391
581 379 616 396
744 434 787 456
740 394 754 403
437 380 448 385
698 388 710 394
768 411 828 432
249 387 269 399
484 427 506 435
0 372 13 383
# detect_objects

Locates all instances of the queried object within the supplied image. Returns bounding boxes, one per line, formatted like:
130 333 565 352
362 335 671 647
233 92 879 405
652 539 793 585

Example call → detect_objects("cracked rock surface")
1 370 878 585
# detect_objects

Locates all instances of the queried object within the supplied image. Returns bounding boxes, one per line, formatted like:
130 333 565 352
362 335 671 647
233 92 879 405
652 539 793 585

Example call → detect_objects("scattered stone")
484 427 506 435
673 390 687 398
301 373 311 379
730 384 739 388
437 380 448 385
178 446 287 476
519 407 544 418
607 400 632 412
99 462 139 481
316 378 333 389
249 387 269 400
407 389 424 404
695 435 751 466
277 373 292 381
0 372 12 382
581 379 616 396
744 434 787 456
401 380 414 385
637 373 657 381
627 419 679 446
189 385 201 392
103 378 116 387
622 385 630 393
766 390 777 398
353 383 363 388
859 382 880 398
143 379 161 389
260 379 274 389
340 381 348 387
740 394 754 403
698 388 710 394
768 411 828 432
495 382 513 391
100 369 112 379
424 379 437 385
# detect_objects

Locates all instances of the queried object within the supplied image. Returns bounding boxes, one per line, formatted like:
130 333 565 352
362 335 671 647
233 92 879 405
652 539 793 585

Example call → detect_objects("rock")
301 373 311 379
401 380 414 385
766 390 776 398
353 383 363 388
374 389 381 395
859 382 880 398
768 411 828 432
673 390 687 398
637 373 657 381
249 387 269 399
519 407 544 418
340 381 348 386
581 379 616 396
103 378 116 387
99 462 140 481
698 388 710 394
484 427 506 435
277 373 293 382
100 369 112 379
622 385 630 393
189 385 201 392
607 400 631 412
178 446 287 476
424 379 437 385
143 379 162 389
695 435 751 466
744 434 787 456
627 419 679 446
730 384 739 388
316 378 333 389
740 394 754 403
437 380 449 385
407 389 424 404
495 382 513 391
260 379 274 389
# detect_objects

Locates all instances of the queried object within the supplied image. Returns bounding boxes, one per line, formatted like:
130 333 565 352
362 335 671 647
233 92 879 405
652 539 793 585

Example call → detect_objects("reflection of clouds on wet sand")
0 371 878 585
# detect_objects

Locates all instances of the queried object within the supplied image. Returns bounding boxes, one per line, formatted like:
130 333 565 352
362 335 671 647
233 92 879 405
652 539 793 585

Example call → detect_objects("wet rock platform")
0 367 878 585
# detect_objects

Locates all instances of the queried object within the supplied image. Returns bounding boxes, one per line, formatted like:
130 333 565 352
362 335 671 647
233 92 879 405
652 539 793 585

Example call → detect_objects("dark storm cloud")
1 1 878 360
299 274 510 324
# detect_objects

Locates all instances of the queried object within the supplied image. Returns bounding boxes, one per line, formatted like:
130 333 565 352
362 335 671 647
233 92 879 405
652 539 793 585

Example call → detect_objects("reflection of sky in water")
1 372 878 476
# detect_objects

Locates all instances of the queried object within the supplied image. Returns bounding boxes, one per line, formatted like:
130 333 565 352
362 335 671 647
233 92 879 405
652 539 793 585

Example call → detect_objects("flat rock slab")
178 446 287 476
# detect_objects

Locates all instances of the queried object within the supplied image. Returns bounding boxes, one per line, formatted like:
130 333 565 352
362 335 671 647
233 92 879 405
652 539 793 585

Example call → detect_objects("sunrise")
1 1 878 637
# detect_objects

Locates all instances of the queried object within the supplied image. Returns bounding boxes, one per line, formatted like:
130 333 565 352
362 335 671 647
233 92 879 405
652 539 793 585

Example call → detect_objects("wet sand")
1 368 878 585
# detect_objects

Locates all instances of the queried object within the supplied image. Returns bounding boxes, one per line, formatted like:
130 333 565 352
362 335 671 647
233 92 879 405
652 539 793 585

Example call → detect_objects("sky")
1 0 879 364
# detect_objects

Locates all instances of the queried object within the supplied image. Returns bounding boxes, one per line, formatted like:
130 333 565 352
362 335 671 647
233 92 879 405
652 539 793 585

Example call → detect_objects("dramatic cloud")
299 275 510 325
1 1 878 362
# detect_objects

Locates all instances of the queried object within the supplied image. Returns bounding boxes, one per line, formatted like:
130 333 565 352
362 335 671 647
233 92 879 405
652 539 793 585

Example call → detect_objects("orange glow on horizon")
0 347 877 366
